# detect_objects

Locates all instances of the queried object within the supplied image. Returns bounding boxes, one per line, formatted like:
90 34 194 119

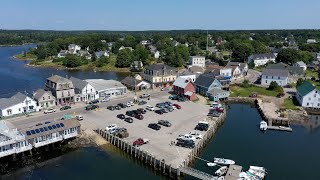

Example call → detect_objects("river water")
1 46 319 180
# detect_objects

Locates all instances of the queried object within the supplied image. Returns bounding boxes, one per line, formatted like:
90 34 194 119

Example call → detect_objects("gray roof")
145 64 176 71
194 74 216 88
250 53 276 60
173 77 192 88
207 88 228 96
0 92 28 110
69 77 87 91
295 61 306 67
33 89 53 101
121 76 142 87
85 79 126 91
262 69 289 77
226 61 241 66
188 66 205 73
47 75 72 84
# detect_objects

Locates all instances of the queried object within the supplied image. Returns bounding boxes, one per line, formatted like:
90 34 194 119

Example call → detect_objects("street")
231 69 261 84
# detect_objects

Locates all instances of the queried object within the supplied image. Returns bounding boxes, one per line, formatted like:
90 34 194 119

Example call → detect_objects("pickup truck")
133 138 149 146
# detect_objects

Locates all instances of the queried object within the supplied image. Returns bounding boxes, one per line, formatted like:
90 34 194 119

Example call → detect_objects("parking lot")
79 92 211 167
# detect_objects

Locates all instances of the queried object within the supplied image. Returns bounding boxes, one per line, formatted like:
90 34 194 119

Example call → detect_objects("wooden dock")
224 165 242 180
267 125 293 132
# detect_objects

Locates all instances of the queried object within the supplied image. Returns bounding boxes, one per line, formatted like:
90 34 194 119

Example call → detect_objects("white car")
100 98 110 102
106 124 118 132
127 101 134 107
171 105 177 110
211 102 222 108
146 105 155 111
177 134 196 142
188 132 203 139
76 115 83 121
140 93 150 98
44 108 56 114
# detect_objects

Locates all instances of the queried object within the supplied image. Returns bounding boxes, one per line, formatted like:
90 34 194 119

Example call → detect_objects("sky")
0 0 319 31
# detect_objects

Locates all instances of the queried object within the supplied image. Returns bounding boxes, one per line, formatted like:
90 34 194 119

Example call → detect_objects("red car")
135 114 144 120
173 104 181 109
213 107 224 113
133 138 149 146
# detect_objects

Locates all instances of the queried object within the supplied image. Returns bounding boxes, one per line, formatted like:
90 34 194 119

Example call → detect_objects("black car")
117 114 125 119
158 120 172 127
148 123 161 130
137 108 146 114
195 122 209 131
118 103 127 108
126 111 136 117
107 106 115 111
115 105 121 110
124 117 133 123
138 100 147 105
133 110 142 115
155 110 164 115
86 104 99 111
60 105 71 111
176 139 195 149
89 99 99 104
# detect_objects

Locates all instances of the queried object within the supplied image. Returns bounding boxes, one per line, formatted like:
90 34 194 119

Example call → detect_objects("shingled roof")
194 74 216 88
262 69 289 77
297 81 316 96
0 92 28 110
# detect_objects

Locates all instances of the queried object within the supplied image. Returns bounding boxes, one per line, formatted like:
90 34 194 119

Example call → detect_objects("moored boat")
213 158 235 165
259 121 267 131
215 166 228 176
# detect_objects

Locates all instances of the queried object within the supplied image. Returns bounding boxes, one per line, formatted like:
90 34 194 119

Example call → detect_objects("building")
316 53 320 61
131 61 143 71
119 46 133 51
207 88 230 102
172 77 197 101
261 69 289 86
178 71 198 82
68 44 81 54
194 74 223 95
188 66 205 74
95 51 109 58
189 56 206 68
143 64 178 88
248 53 276 67
57 50 68 58
0 93 38 117
45 75 75 106
33 89 56 110
225 66 242 78
134 74 143 81
69 77 98 103
308 61 320 70
296 81 320 108
205 65 232 78
226 62 249 75
121 76 150 91
85 79 127 99
140 40 151 45
307 39 317 44
294 61 307 71
154 50 160 59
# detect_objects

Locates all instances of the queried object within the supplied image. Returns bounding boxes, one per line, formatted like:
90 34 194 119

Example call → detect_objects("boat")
213 158 235 165
207 162 217 167
259 121 267 131
249 166 266 172
248 169 265 179
246 171 263 180
215 166 228 176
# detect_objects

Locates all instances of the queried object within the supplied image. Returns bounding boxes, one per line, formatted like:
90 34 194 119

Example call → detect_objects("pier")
267 125 293 132
225 165 242 180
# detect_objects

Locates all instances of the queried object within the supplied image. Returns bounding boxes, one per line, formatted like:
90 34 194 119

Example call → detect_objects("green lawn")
305 69 317 78
283 97 300 110
230 85 279 97
15 53 37 60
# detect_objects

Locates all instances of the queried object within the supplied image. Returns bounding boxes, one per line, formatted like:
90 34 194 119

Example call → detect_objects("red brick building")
173 77 197 101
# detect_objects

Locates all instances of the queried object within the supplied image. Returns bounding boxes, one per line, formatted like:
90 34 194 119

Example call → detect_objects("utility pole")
24 90 29 113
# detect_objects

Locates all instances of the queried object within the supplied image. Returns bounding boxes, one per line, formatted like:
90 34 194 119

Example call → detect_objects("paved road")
231 69 261 84
7 90 169 129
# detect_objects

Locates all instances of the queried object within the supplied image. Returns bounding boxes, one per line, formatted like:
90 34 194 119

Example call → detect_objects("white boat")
248 169 265 179
215 166 228 176
246 171 263 180
213 158 235 165
249 166 266 172
259 121 267 131
207 162 217 167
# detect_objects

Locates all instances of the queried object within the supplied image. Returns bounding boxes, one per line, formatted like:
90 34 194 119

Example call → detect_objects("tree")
36 46 47 60
116 49 133 68
231 42 254 62
296 78 305 87
276 48 299 64
133 44 150 65
268 81 283 93
240 79 251 88
62 55 81 68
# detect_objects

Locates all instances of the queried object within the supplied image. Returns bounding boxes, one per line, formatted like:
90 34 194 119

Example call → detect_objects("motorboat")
259 121 267 131
213 158 235 165
248 169 265 179
207 162 217 167
249 166 266 172
215 166 228 176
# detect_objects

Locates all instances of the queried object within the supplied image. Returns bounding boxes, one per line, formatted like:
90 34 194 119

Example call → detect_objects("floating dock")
267 125 293 132
225 165 243 180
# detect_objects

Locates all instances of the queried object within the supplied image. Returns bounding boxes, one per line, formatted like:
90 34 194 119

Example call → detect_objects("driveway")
231 69 261 84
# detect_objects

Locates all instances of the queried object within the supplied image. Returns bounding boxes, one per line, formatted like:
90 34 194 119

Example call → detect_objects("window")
265 80 267 83
43 97 45 100
307 103 309 106
318 103 320 106
278 77 280 79
266 76 268 79
48 96 50 99
272 76 274 79
19 108 21 112
68 91 70 96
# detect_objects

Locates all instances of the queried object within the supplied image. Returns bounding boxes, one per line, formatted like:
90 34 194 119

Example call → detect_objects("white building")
225 66 242 78
205 66 233 78
95 51 110 58
294 61 307 71
119 46 133 51
248 53 276 67
154 50 160 59
0 93 38 117
261 69 289 86
226 61 249 75
296 81 320 108
57 50 68 58
68 44 81 52
179 71 198 82
189 56 206 68
69 77 99 103
85 79 127 99
307 39 317 44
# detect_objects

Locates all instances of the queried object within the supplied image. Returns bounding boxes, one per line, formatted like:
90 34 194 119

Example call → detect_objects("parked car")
126 111 135 117
195 121 209 131
156 103 163 108
148 123 161 130
36 123 42 126
89 99 99 104
173 104 181 109
117 114 125 119
118 103 127 108
155 110 164 115
132 110 142 115
106 124 117 131
126 101 134 107
188 132 203 139
135 114 144 120
86 104 99 111
211 102 222 108
169 95 178 100
115 105 121 110
60 106 71 111
166 106 174 112
140 94 150 98
146 105 155 111
158 120 171 127
137 108 146 114
177 134 196 142
100 98 110 102
44 108 56 114
107 106 115 111
110 128 120 134
133 138 149 146
164 101 173 106
124 117 133 123
115 129 129 138
138 100 147 105
160 108 169 113
76 115 83 121
176 139 195 149
171 105 177 110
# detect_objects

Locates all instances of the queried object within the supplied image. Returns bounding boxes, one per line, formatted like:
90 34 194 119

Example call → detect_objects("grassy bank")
15 53 37 61
230 85 279 97
283 97 300 110
305 69 317 78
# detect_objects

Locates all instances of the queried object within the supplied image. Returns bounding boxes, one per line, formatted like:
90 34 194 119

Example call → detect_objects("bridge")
180 167 218 180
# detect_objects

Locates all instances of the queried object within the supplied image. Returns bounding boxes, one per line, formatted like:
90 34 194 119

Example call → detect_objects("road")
7 90 169 129
231 69 261 84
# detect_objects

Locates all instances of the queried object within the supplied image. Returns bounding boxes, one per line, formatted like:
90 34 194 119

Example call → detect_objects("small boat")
248 169 265 179
259 121 267 131
213 158 235 165
249 166 266 172
215 166 228 176
207 162 217 167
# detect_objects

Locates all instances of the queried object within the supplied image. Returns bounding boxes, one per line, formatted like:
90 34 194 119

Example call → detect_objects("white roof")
184 91 193 96
173 77 191 88
0 121 25 141
85 79 126 91
296 61 306 66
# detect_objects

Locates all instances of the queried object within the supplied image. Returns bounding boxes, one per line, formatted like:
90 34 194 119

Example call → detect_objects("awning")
184 91 193 96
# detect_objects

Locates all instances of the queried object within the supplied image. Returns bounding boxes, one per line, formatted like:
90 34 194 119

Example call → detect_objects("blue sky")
0 0 319 30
